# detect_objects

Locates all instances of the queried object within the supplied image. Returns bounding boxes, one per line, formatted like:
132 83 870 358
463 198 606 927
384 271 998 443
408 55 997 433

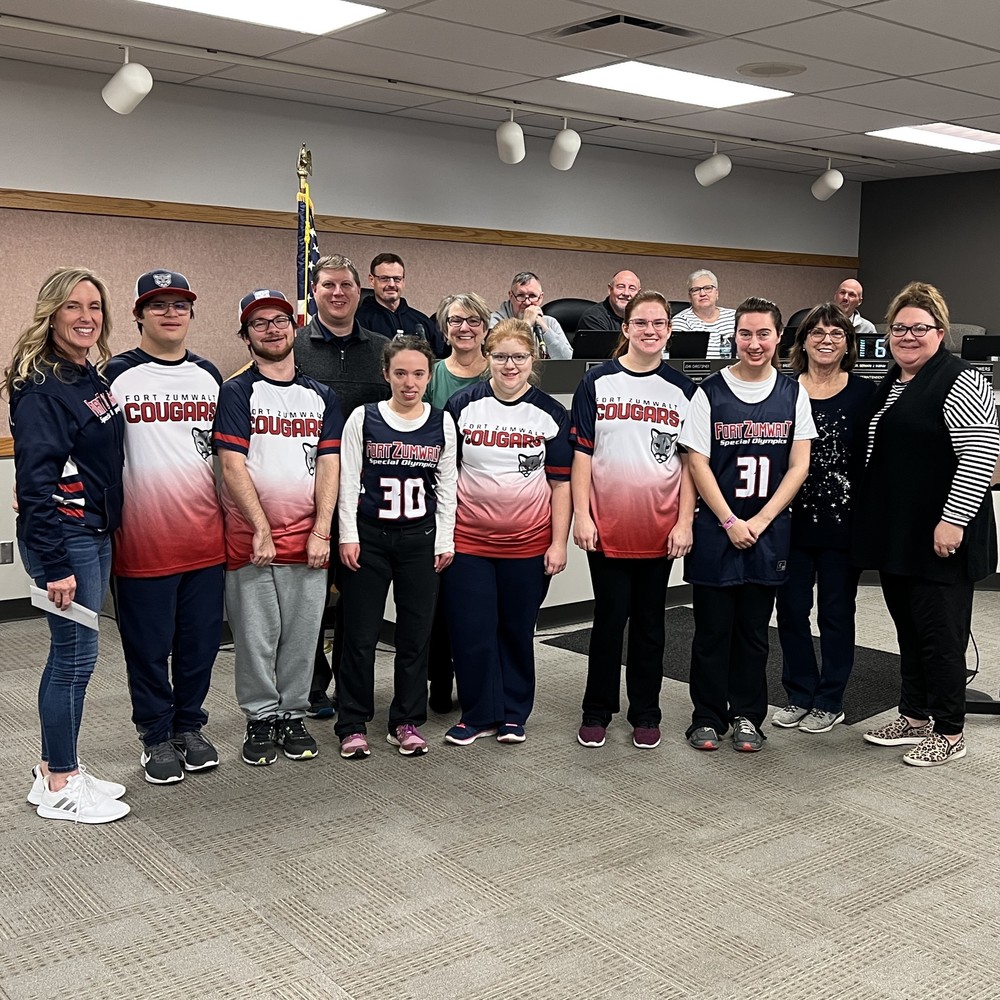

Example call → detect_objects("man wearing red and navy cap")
108 268 226 786
214 289 344 767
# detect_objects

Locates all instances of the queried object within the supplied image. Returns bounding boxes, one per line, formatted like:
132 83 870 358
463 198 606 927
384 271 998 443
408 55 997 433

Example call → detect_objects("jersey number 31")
734 456 771 499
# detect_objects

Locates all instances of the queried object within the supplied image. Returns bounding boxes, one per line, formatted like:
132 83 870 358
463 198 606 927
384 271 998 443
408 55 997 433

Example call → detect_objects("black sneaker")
172 730 220 771
140 740 185 784
306 692 335 719
276 717 319 760
242 717 278 766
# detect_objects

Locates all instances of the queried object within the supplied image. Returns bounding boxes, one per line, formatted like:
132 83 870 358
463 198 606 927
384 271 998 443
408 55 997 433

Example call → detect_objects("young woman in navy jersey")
336 336 458 758
680 297 816 753
443 318 572 746
572 290 696 752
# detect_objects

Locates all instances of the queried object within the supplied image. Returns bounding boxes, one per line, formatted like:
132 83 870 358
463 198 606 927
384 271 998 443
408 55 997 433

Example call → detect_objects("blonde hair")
5 267 114 397
885 280 950 334
485 318 541 386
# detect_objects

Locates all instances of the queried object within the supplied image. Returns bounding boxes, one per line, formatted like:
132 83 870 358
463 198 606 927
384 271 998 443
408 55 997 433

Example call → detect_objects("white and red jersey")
446 382 571 559
571 359 695 559
107 349 225 577
213 366 343 570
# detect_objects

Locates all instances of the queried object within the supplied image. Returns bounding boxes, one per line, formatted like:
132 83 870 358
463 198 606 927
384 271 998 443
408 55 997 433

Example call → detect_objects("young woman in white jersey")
572 290 696 752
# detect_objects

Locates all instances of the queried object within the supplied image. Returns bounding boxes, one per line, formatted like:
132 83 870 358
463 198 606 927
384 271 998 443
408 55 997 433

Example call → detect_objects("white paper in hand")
29 586 100 631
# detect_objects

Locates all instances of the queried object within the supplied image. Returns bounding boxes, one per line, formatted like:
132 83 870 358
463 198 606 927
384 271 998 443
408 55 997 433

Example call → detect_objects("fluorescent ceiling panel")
866 123 1000 153
132 0 385 34
558 60 792 109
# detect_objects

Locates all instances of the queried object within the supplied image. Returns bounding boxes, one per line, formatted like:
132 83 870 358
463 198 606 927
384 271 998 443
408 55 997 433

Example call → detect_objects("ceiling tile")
608 0 822 34
822 79 1000 119
747 94 917 131
741 10 998 77
328 12 616 76
414 0 609 34
279 37 532 94
905 151 1000 171
194 76 408 115
861 0 1000 50
641 37 891 94
656 108 841 143
915 63 1000 100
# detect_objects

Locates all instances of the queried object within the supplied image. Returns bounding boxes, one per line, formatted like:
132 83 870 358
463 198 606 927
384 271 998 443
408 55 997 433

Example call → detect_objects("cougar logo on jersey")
650 428 677 464
191 427 212 462
303 442 317 476
518 452 543 477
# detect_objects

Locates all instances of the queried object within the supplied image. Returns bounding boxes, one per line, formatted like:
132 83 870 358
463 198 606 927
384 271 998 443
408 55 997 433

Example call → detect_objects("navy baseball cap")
239 289 295 325
134 269 197 310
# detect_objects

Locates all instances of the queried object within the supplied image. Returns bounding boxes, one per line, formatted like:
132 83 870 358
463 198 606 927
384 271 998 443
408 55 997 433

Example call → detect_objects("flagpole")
296 144 314 327
297 142 312 192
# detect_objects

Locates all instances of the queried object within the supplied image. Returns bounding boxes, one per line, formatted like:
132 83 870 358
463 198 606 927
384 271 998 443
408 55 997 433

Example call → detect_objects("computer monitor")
667 331 710 358
961 335 1000 361
572 329 619 360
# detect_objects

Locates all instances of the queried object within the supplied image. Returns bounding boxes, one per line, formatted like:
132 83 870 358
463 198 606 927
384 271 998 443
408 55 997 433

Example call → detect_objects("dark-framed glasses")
490 352 532 365
249 315 292 332
446 315 484 328
689 285 717 295
889 323 940 338
807 329 846 343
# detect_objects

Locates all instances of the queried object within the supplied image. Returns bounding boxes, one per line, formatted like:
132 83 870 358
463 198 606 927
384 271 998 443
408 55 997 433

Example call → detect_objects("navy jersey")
685 372 799 586
356 404 447 523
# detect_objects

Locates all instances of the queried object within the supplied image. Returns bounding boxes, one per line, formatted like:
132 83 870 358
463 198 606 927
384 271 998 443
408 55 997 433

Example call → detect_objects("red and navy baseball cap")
134 269 197 310
239 289 294 324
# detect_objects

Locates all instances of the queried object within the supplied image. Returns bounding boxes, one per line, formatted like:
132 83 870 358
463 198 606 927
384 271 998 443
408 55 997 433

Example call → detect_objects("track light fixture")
102 46 153 115
694 141 733 187
811 158 844 201
496 110 525 164
549 117 582 171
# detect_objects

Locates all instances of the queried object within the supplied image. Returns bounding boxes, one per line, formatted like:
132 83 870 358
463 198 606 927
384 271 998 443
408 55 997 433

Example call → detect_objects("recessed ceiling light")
558 61 792 109
866 123 1000 154
131 0 385 35
737 62 806 79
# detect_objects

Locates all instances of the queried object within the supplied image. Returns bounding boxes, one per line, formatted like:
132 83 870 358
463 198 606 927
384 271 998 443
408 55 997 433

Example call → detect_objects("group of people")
8 252 998 828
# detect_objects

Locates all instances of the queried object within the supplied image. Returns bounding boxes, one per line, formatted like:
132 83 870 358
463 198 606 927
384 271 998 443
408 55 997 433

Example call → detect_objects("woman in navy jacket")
6 267 128 824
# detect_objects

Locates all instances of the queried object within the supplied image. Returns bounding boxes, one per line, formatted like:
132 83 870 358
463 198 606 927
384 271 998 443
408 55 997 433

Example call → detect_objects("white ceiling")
3 0 1000 181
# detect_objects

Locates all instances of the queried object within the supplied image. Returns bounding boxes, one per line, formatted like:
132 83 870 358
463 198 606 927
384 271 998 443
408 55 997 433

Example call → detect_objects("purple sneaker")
444 723 497 746
632 725 661 749
387 724 428 756
339 732 371 760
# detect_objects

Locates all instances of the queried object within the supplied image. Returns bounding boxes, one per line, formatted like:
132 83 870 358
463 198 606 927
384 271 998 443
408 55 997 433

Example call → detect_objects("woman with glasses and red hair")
852 281 999 767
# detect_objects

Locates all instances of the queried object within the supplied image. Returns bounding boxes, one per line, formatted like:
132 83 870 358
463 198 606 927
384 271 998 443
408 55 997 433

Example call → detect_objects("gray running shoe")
798 709 845 734
688 726 719 751
771 705 808 728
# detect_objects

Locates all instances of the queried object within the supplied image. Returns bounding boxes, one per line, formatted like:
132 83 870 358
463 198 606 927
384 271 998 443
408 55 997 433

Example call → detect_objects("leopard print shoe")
863 715 934 746
903 732 966 767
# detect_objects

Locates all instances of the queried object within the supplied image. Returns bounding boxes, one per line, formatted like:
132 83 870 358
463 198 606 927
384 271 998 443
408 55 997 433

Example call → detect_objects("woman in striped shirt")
670 269 737 359
851 281 999 767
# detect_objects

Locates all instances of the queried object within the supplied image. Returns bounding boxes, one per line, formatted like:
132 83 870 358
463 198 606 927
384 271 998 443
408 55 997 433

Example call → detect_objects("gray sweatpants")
225 563 328 721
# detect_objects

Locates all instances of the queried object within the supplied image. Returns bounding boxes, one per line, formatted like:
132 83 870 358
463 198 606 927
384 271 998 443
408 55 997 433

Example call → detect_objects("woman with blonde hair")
7 267 129 823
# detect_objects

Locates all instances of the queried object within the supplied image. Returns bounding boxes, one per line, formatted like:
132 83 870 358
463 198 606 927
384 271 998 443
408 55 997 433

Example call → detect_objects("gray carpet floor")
2 587 1000 1000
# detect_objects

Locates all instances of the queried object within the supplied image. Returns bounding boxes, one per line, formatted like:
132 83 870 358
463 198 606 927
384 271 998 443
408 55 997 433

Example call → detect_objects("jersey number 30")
734 456 771 498
379 477 427 520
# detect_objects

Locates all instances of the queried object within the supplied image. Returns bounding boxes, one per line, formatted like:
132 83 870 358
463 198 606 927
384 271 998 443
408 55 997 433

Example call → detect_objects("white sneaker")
26 764 126 806
35 772 131 824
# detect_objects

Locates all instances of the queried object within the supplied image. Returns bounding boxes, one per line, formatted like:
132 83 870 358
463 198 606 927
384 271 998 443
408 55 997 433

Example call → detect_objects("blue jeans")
20 526 112 773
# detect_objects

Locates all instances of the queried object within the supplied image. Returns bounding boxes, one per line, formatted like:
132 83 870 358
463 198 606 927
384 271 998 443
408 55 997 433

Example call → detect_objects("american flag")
296 181 320 327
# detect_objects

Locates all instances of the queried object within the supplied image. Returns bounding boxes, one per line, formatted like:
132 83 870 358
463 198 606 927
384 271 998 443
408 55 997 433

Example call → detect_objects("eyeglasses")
248 315 292 332
490 352 532 365
446 315 484 329
689 285 717 295
889 323 940 338
146 300 192 315
629 318 669 331
511 292 541 304
373 274 404 284
807 329 846 343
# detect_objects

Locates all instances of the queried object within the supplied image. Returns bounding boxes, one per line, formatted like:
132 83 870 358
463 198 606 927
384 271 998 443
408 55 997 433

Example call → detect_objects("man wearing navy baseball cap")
214 288 344 767
107 268 226 786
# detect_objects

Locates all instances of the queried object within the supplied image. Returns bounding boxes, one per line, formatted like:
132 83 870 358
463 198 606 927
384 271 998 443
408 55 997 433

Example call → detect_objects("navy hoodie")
10 358 125 580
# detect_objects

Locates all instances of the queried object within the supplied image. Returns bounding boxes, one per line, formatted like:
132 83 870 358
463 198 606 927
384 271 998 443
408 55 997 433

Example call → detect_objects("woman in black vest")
852 282 999 766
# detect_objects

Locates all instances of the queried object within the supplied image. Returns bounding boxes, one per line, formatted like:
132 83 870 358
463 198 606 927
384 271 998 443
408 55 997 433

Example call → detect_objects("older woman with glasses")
852 282 999 767
671 269 737 359
771 304 875 735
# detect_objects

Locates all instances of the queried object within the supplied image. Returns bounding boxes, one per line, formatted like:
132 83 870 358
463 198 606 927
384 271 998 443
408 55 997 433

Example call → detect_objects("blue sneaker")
497 723 526 744
444 723 498 746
